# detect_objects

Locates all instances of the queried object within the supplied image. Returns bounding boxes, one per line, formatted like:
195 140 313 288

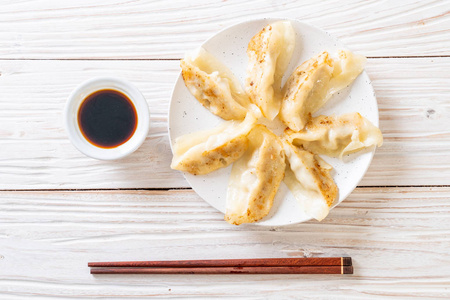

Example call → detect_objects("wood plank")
0 187 448 298
364 57 450 186
1 0 449 59
0 58 449 189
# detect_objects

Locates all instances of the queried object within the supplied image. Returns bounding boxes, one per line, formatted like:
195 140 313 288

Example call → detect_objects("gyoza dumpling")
283 140 338 221
171 114 256 175
328 50 367 98
225 125 285 225
284 112 383 159
181 47 252 120
245 21 295 120
279 52 333 131
279 50 366 131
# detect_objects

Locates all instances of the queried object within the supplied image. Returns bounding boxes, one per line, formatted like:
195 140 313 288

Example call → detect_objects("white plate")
168 18 379 226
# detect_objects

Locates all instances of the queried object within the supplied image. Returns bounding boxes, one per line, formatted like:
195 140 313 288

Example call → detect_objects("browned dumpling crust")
280 50 366 132
181 48 251 120
279 51 333 131
225 125 286 225
171 114 256 175
245 21 295 120
283 140 337 221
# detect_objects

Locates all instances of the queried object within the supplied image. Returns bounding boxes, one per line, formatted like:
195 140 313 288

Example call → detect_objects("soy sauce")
78 89 137 148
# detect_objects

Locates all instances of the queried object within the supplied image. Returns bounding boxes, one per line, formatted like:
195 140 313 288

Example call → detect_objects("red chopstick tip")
342 257 352 266
343 266 353 274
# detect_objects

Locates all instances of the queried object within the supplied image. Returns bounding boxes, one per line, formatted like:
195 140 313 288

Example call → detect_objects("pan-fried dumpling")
245 21 295 120
280 50 366 131
283 140 338 221
328 50 367 98
285 112 383 159
225 125 286 225
171 114 256 175
181 47 253 120
279 52 333 131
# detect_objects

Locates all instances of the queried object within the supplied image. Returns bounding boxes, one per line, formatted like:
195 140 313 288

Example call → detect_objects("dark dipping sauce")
78 89 137 149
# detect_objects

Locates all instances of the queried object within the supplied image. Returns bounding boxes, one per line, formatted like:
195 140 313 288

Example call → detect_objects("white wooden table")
1 1 449 298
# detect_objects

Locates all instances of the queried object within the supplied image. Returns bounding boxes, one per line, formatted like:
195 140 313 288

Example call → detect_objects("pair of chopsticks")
88 257 353 274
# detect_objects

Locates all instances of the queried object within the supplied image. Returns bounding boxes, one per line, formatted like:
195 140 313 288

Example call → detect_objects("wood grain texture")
1 0 449 59
0 187 448 298
0 58 448 189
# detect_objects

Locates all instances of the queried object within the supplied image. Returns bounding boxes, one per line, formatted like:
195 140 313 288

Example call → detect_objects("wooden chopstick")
91 265 353 275
88 257 351 268
89 257 353 275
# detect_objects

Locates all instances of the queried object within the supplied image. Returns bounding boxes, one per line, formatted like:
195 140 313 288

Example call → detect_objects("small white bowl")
64 77 150 160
